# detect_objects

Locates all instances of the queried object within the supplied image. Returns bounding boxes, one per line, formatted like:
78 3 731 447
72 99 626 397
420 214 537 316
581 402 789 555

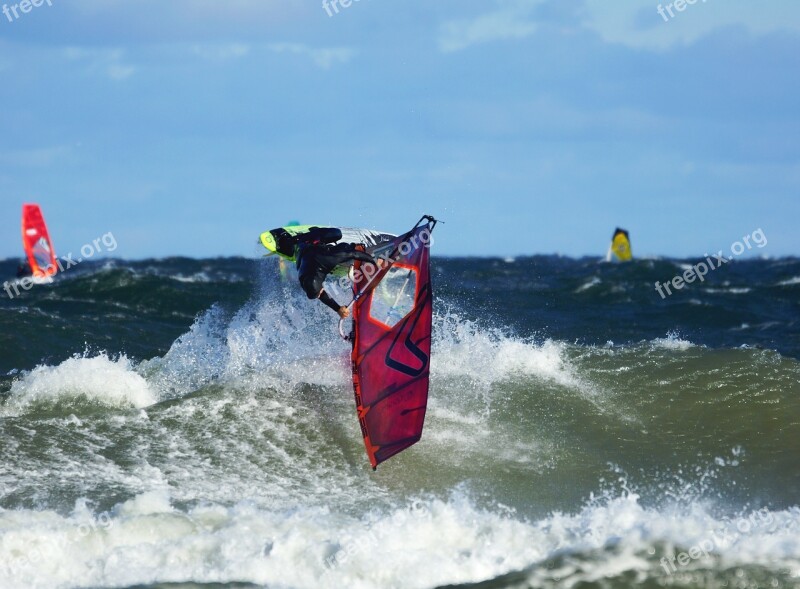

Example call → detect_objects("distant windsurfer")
293 228 378 318
16 262 32 278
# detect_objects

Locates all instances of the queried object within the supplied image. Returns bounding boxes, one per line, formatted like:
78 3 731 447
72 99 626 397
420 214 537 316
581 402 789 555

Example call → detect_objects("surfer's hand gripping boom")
337 215 438 342
337 257 392 340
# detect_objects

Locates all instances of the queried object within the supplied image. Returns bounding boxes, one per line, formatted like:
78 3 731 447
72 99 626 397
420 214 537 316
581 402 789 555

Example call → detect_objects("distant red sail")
21 204 57 278
350 218 436 469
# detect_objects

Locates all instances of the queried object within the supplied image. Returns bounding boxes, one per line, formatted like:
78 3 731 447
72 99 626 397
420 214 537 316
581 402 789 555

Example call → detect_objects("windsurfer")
16 262 32 278
295 239 379 318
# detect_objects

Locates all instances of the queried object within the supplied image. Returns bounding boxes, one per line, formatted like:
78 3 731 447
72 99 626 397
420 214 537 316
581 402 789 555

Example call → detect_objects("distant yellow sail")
609 228 632 261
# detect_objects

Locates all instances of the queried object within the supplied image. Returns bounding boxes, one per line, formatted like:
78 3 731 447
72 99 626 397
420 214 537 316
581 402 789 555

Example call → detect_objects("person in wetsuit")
16 262 32 278
294 229 377 318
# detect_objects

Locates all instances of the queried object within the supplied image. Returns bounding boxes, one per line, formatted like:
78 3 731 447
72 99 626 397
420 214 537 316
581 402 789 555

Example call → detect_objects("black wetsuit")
274 226 342 258
296 242 375 312
16 263 32 278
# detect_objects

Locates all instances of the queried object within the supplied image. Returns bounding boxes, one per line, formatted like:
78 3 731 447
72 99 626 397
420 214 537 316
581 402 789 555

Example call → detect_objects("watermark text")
657 0 708 23
322 0 366 18
4 231 118 299
655 228 766 299
335 226 434 292
660 507 773 575
2 0 53 23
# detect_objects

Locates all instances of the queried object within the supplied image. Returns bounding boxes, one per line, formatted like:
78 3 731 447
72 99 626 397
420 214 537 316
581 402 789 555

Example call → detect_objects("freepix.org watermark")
657 0 708 23
323 500 431 572
335 226 434 291
4 232 118 299
654 228 766 299
2 510 114 579
660 507 774 575
322 0 366 18
2 0 53 23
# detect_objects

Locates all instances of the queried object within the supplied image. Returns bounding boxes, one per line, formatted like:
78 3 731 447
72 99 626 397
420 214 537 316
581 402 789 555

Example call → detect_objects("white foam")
140 286 353 400
1 491 798 589
703 287 752 294
141 294 585 409
575 276 602 293
652 333 696 351
777 276 800 286
169 272 211 283
431 311 580 389
2 353 157 415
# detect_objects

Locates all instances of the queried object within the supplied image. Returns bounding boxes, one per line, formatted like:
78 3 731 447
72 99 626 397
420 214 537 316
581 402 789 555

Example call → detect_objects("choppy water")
1 255 798 589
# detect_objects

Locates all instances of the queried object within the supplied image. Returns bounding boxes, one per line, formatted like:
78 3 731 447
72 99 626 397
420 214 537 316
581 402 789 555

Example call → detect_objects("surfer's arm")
352 250 377 265
318 290 345 315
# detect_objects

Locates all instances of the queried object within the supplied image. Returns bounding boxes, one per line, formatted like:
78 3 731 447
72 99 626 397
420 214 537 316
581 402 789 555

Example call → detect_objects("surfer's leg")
299 274 322 299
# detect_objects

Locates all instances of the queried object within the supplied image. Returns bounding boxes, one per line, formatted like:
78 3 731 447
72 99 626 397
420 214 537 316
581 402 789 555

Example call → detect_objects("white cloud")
107 63 136 80
268 43 355 69
52 0 305 46
191 44 251 62
438 0 800 53
63 47 135 80
581 0 800 50
438 0 544 53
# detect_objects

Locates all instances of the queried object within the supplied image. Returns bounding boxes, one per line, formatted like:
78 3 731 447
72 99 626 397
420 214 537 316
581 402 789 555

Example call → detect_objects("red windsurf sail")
349 217 437 469
21 204 57 278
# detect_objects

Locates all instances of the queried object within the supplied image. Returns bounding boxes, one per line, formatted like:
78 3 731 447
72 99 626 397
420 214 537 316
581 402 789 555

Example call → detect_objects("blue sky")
0 0 798 258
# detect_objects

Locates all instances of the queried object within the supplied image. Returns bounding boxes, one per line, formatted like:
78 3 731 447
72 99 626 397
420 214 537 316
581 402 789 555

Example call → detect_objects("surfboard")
260 225 396 261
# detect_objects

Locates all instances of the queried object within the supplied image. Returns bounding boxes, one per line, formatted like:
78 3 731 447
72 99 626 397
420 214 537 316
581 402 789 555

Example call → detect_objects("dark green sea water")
1 255 798 589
